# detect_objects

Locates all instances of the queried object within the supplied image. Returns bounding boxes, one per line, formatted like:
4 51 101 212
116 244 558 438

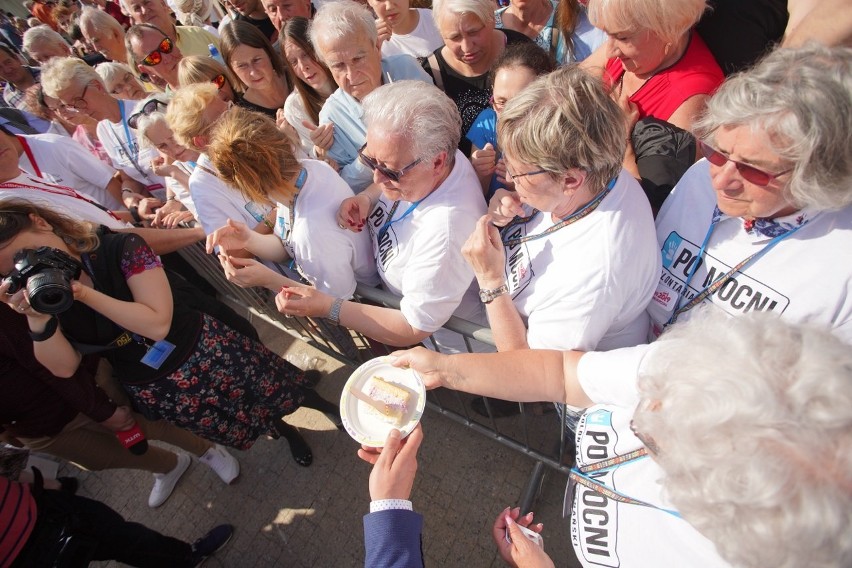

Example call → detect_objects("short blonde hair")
40 56 104 98
587 0 707 45
207 106 300 205
165 82 219 151
498 65 625 193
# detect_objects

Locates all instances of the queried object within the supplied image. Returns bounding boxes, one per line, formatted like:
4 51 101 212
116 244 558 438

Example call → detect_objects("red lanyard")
17 136 41 177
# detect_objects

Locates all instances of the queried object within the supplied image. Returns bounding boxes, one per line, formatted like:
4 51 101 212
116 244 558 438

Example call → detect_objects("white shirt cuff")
370 499 413 513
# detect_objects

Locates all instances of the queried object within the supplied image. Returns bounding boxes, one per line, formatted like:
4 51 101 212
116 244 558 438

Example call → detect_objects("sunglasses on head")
141 37 173 67
127 99 168 129
699 141 792 187
357 144 422 183
211 74 226 90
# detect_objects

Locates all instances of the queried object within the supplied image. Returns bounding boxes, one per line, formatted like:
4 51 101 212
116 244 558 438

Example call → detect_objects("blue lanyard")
118 100 138 163
377 198 423 241
283 168 308 270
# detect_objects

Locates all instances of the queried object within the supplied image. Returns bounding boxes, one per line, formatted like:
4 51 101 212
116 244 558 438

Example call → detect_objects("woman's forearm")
30 318 83 378
484 294 529 351
246 231 289 263
79 287 172 340
339 301 431 347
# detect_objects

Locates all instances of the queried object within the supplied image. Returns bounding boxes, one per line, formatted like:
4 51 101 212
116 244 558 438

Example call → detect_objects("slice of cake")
365 376 411 424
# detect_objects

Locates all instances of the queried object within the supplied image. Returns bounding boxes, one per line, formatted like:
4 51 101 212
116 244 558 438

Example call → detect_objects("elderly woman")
95 61 147 100
395 308 852 567
22 25 71 64
309 0 431 192
177 55 242 103
467 65 658 419
648 45 852 343
278 81 487 353
79 6 127 63
426 0 530 150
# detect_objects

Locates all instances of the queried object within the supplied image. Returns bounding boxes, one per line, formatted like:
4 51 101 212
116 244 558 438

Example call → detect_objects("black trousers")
12 489 193 568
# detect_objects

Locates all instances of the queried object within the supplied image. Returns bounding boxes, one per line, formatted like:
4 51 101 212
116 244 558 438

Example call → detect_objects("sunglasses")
699 141 792 186
141 37 173 67
127 99 168 129
211 73 226 90
357 144 421 183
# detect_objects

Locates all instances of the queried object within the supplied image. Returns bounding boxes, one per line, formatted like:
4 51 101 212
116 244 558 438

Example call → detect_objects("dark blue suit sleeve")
363 509 424 568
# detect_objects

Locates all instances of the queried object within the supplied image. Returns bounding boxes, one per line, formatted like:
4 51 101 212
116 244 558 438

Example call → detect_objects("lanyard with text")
377 197 423 241
667 210 808 326
114 100 149 182
17 136 41 177
283 168 308 270
566 447 683 519
501 177 616 247
2 175 123 221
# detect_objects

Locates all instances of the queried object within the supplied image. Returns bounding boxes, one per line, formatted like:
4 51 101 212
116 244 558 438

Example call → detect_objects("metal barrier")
177 242 572 512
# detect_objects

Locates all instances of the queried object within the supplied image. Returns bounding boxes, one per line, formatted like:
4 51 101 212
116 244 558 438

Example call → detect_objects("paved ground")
54 313 583 568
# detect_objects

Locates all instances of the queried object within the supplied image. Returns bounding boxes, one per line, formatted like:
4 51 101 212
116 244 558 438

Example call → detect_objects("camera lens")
27 270 75 314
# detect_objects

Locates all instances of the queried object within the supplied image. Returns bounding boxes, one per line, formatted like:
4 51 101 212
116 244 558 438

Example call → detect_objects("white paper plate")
340 356 426 447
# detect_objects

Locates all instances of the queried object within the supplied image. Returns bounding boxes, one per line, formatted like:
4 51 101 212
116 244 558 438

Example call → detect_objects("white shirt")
273 159 379 298
572 345 729 568
380 9 445 58
17 133 123 211
95 99 167 199
503 170 659 352
283 92 317 159
648 159 852 344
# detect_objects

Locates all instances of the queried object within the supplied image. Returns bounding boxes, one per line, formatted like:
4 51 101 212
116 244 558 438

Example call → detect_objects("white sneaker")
199 444 240 484
149 452 191 508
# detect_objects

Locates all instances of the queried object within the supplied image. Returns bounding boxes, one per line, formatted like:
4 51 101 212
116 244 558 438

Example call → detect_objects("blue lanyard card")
140 339 176 369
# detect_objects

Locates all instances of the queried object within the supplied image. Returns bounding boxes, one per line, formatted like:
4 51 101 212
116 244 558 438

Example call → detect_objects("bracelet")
327 297 344 325
29 315 58 342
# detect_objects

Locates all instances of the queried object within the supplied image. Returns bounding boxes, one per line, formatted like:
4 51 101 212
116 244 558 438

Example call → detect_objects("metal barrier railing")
177 242 571 512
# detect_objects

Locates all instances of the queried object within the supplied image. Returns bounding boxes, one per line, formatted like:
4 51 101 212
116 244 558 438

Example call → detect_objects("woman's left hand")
616 87 640 139
218 255 276 289
274 283 332 318
462 215 507 289
0 279 48 321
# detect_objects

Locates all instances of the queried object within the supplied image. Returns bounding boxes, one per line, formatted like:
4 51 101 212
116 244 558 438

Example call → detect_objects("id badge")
140 339 175 369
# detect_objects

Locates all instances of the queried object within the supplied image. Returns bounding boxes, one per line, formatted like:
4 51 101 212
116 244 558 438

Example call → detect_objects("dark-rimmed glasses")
127 99 168 129
141 37 173 67
58 83 90 111
357 144 422 183
699 141 792 187
211 73 226 90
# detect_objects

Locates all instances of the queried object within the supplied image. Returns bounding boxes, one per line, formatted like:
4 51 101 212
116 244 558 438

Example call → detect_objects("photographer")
0 200 340 467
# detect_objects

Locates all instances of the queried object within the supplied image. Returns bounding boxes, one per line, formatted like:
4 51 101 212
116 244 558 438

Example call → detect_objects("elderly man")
260 0 312 36
79 6 127 63
125 23 185 89
121 0 218 57
310 0 431 192
0 44 39 110
22 24 72 64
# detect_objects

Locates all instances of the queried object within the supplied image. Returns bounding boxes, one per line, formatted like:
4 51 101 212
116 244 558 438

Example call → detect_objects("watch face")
479 290 490 303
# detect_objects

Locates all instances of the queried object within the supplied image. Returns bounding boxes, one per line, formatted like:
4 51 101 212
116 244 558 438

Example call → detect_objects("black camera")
4 247 83 314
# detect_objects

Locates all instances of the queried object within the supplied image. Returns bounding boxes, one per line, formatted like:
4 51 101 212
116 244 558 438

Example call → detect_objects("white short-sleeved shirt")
380 9 445 58
17 133 122 211
367 151 487 352
283 92 317 159
648 159 852 344
95 99 167 199
571 344 729 567
0 172 130 230
503 170 660 352
273 159 379 298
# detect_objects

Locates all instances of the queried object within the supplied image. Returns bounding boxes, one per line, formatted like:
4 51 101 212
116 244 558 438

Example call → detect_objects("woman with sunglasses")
648 45 852 342
178 55 243 104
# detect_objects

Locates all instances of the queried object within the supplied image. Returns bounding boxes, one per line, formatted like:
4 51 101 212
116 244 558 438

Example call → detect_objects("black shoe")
471 397 522 418
190 524 234 567
57 477 79 495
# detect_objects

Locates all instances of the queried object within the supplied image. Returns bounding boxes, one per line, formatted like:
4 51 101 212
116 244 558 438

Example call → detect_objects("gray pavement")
59 314 582 568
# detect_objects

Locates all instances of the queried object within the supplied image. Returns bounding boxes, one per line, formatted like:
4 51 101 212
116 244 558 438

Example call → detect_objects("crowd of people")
0 0 850 565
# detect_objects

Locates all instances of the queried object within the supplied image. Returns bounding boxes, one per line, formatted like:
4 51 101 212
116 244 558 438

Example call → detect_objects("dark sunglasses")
127 99 168 129
357 144 422 183
699 141 792 187
141 37 173 67
211 73 226 90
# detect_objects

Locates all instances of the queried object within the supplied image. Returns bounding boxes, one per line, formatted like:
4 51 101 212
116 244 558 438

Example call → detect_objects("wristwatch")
479 283 509 304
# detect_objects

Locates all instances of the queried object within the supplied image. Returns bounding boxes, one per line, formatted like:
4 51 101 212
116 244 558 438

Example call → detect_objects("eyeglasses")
699 141 792 186
127 98 168 129
489 95 507 113
140 37 173 67
59 83 90 111
211 73 226 90
504 164 549 184
357 144 422 183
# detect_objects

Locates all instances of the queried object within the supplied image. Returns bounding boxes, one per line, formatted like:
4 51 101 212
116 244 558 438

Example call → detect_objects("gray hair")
695 45 852 211
22 24 70 54
308 0 377 62
362 80 461 162
136 105 170 150
79 6 124 40
94 61 133 89
587 0 707 45
635 307 852 568
497 65 626 193
40 56 104 98
431 0 495 28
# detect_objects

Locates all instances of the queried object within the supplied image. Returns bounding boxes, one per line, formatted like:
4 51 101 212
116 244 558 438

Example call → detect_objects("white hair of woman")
431 0 495 27
78 5 124 40
586 0 707 45
308 0 377 62
41 56 104 98
22 24 70 54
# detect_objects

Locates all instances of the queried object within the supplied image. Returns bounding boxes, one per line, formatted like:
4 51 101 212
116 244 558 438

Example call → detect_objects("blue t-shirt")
465 107 503 201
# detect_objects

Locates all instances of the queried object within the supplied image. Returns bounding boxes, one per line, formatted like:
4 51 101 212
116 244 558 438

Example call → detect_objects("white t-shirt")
95 99 167 199
283 92 317 159
189 153 274 237
571 344 729 568
367 151 487 353
648 159 852 344
273 159 379 298
503 171 659 352
381 9 445 58
17 133 123 211
0 172 130 230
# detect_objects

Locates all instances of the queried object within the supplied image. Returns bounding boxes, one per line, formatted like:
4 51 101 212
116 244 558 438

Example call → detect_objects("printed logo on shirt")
571 409 621 567
501 223 533 297
654 231 790 317
369 202 398 272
